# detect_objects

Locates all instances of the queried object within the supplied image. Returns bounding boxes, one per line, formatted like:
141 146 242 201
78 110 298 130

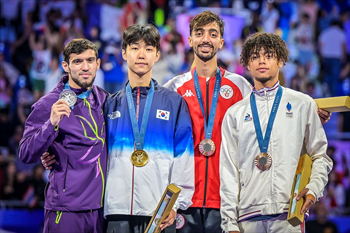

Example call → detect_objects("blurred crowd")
0 0 349 227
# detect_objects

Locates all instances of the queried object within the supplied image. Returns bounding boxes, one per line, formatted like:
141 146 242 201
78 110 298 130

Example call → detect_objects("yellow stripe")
98 157 105 207
84 99 105 145
55 211 62 224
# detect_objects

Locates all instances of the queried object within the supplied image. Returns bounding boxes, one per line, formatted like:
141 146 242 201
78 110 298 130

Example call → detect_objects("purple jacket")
19 75 108 211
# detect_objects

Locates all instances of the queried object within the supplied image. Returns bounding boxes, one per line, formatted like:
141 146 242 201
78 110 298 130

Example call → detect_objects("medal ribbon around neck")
193 67 222 140
63 81 92 109
250 86 283 154
126 80 154 151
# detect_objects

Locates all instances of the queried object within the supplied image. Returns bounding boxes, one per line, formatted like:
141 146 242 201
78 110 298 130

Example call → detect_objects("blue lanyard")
193 68 221 140
126 80 154 150
63 81 92 109
250 86 283 153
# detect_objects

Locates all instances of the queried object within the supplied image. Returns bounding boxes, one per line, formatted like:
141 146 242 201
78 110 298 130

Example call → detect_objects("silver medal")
59 89 77 107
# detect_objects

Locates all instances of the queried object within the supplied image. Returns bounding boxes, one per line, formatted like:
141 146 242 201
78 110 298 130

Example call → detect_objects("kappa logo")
182 89 195 97
244 113 252 122
108 111 121 119
286 102 293 118
220 85 234 99
156 109 170 121
176 213 185 229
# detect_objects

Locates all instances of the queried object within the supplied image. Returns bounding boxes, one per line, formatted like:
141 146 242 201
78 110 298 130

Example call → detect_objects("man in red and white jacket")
164 11 252 233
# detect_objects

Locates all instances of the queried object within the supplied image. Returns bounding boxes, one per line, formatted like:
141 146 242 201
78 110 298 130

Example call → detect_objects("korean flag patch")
156 109 170 121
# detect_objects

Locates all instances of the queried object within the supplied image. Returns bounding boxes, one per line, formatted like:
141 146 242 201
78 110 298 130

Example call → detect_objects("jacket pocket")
63 158 69 192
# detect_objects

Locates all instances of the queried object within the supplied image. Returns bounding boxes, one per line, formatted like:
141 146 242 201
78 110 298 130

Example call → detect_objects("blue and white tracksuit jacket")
103 79 195 217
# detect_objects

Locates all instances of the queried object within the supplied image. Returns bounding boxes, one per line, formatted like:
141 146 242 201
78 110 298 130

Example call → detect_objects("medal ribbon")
250 86 283 153
193 68 221 139
63 81 92 109
126 80 154 150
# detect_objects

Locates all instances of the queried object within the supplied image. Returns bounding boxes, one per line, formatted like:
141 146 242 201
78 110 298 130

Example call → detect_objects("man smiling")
19 38 108 233
165 11 252 233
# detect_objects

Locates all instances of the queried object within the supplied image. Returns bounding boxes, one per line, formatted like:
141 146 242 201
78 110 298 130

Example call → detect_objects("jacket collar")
125 78 159 96
252 81 280 98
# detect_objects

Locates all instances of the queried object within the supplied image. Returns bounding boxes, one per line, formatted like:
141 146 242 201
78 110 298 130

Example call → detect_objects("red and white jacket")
164 67 252 209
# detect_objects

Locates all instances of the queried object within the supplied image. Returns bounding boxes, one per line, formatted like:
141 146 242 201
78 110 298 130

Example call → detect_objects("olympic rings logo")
220 85 233 99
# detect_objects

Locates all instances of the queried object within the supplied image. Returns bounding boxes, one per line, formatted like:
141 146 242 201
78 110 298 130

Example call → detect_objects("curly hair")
240 32 289 67
190 11 225 37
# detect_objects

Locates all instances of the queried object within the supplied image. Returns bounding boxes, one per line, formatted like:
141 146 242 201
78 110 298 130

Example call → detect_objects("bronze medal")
199 139 215 156
254 152 272 171
131 150 149 167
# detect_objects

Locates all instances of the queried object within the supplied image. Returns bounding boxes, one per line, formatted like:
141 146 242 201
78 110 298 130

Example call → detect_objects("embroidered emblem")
220 85 233 99
176 213 185 229
156 109 170 120
182 89 195 97
108 111 121 119
286 102 293 118
244 113 252 122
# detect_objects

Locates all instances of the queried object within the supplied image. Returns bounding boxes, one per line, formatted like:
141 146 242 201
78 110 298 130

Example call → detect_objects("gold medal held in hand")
254 152 272 171
199 139 216 156
131 150 149 167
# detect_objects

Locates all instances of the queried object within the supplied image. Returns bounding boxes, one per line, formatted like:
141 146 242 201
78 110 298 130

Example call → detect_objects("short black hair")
122 24 160 52
190 11 225 37
63 38 98 64
240 32 289 67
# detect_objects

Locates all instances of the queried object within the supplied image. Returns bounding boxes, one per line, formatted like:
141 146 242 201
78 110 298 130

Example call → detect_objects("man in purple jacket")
19 38 108 233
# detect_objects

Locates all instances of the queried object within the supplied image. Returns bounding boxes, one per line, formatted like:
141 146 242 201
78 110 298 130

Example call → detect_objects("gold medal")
254 152 272 171
199 139 215 156
131 150 149 167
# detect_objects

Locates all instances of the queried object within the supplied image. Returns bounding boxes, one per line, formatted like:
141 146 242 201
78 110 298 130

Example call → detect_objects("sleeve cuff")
43 119 59 136
306 189 317 201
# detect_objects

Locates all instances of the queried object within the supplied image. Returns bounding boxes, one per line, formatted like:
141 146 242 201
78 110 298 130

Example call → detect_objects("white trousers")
238 213 303 233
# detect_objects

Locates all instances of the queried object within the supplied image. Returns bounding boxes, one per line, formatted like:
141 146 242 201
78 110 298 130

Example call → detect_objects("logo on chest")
182 89 195 98
108 111 121 119
220 85 234 99
244 113 252 122
286 102 293 118
156 109 170 121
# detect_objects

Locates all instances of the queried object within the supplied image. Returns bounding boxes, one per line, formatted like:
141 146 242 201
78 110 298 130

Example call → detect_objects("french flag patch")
156 109 170 121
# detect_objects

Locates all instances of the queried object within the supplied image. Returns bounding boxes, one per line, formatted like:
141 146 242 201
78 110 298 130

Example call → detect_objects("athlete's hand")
296 188 315 214
159 209 176 231
41 152 56 170
317 109 331 124
50 100 71 127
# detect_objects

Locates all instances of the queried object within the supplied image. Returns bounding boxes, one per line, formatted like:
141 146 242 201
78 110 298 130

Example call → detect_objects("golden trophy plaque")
145 184 181 233
314 96 350 112
287 154 312 226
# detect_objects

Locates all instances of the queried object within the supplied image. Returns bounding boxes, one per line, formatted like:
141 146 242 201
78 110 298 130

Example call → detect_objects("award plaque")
287 154 312 227
314 96 350 112
145 184 181 233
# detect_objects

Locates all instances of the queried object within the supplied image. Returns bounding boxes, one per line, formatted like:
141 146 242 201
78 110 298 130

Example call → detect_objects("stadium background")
0 0 349 232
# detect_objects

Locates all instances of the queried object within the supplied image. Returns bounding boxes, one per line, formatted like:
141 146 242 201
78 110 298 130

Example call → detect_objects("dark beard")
194 44 217 62
69 71 95 89
255 76 273 84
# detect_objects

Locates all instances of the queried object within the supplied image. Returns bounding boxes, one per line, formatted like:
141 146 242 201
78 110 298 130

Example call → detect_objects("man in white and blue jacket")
103 24 195 233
